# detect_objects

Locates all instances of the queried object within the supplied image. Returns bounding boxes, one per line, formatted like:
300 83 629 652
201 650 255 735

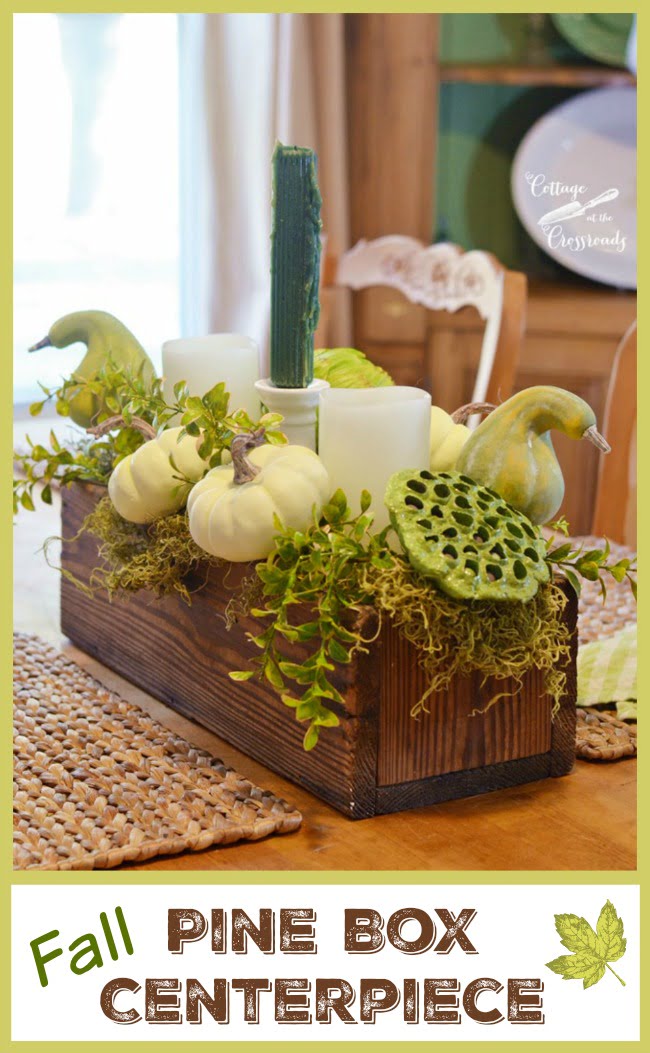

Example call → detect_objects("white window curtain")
178 12 351 373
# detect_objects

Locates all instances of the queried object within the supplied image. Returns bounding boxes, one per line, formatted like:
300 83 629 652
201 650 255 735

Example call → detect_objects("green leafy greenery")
230 489 384 750
546 900 626 989
14 359 286 513
545 517 637 600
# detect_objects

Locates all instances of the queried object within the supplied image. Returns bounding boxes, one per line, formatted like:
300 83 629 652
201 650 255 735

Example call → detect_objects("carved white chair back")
336 236 505 405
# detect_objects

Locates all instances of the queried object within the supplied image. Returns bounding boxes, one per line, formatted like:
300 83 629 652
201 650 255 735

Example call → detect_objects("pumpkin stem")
86 414 157 441
451 401 497 425
231 428 266 485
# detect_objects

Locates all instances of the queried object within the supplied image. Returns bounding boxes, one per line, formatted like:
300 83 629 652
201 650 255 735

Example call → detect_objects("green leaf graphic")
546 900 626 989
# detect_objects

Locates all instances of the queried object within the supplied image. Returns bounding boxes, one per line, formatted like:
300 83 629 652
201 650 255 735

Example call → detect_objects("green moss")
361 557 570 715
78 495 223 602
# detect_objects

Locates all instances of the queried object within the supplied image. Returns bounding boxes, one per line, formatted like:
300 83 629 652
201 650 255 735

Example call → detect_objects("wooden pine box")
60 484 577 819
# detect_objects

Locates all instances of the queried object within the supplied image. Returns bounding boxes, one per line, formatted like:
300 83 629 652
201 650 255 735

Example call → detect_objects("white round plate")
511 87 636 288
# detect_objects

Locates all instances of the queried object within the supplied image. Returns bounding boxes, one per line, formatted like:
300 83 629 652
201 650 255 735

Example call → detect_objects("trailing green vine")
229 489 385 750
545 517 637 600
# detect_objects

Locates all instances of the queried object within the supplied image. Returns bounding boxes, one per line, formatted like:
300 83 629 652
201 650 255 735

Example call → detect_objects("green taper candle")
270 143 322 388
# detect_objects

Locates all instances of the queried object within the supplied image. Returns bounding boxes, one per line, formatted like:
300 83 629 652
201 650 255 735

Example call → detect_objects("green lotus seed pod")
385 469 550 601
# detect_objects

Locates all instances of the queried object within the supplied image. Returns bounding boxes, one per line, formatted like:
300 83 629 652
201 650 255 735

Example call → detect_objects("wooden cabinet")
343 14 636 535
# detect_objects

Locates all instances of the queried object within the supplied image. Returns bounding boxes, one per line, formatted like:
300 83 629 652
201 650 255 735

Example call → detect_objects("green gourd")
29 310 156 427
455 386 610 525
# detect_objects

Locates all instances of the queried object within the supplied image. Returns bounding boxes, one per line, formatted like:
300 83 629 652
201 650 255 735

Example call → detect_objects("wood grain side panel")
60 485 377 817
376 620 552 787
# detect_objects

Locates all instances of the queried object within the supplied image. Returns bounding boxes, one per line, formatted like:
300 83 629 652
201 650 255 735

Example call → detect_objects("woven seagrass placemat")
13 633 301 870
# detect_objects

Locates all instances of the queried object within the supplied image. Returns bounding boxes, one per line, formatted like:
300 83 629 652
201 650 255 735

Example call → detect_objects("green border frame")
3 2 643 1050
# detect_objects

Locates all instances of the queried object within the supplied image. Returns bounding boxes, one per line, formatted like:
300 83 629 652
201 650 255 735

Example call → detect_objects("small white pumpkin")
108 426 208 524
430 402 496 472
188 433 331 562
430 406 471 472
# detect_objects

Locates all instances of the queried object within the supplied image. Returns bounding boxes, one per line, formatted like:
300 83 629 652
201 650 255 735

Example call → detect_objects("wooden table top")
13 481 637 873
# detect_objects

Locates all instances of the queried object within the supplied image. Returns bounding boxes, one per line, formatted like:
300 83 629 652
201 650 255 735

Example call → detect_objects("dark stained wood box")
60 484 577 819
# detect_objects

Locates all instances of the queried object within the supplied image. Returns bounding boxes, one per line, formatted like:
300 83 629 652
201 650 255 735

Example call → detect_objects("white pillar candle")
318 386 432 532
162 334 260 419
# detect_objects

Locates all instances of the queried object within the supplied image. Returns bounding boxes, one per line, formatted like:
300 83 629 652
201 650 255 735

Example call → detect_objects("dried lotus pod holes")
385 469 550 601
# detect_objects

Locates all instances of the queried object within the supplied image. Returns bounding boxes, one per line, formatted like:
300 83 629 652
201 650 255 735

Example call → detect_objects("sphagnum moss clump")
362 558 570 716
78 495 223 602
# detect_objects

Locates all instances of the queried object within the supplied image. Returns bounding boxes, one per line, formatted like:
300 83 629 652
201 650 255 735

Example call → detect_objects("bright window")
13 13 180 403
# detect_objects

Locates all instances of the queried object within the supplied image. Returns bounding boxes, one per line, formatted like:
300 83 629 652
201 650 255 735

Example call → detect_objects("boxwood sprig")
14 360 286 512
545 518 637 601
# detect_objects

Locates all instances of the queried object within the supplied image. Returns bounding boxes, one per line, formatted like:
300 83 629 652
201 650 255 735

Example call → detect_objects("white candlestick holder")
255 378 329 451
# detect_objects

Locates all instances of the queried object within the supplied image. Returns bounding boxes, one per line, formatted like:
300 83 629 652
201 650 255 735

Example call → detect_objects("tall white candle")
318 386 432 531
162 334 260 419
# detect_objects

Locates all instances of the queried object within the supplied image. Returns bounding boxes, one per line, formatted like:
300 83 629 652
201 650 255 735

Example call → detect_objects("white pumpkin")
188 436 331 562
429 406 471 472
108 427 208 524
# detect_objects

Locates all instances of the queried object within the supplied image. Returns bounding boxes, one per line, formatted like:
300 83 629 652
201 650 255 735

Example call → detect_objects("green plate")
551 13 633 68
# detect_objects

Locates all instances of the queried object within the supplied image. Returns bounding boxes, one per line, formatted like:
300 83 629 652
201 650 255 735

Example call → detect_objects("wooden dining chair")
322 236 527 407
591 321 637 546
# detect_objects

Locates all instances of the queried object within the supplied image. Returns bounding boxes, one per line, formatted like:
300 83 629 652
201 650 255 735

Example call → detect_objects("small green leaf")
265 429 288 445
303 725 320 751
263 659 285 690
228 670 254 682
281 693 300 709
296 700 318 720
577 561 600 581
547 542 574 562
314 708 340 727
328 638 351 663
609 562 629 583
563 568 582 597
360 489 372 513
20 491 35 511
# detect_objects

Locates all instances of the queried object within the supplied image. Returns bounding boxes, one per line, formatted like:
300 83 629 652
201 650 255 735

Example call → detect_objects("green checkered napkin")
577 624 637 720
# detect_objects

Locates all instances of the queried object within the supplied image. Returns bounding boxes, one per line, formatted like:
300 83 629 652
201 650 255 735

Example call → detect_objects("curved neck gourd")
455 385 610 525
28 310 156 428
491 386 597 442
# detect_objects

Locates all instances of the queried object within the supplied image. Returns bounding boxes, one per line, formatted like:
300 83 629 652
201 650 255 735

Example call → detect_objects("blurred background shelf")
440 63 636 87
